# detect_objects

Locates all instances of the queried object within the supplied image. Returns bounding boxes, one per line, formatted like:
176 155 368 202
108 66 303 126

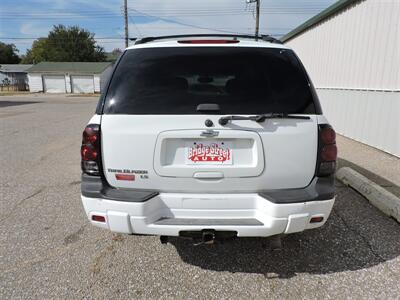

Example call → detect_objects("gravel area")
1 95 399 299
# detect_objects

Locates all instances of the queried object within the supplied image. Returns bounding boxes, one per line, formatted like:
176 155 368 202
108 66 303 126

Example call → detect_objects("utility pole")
124 0 129 48
246 0 260 40
255 0 260 39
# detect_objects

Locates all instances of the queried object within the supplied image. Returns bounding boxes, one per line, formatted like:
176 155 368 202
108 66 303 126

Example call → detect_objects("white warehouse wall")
27 74 43 92
28 72 107 94
286 0 400 90
317 89 399 157
65 74 72 93
94 75 101 93
285 0 400 157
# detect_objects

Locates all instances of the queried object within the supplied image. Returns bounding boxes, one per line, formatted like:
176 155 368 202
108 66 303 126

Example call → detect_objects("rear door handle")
200 130 219 137
193 172 224 179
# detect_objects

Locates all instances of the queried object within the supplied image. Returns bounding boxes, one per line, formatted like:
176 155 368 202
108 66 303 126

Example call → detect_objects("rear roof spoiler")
130 34 282 45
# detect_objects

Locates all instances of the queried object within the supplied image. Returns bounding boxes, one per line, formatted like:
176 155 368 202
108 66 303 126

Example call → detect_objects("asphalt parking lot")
1 94 400 299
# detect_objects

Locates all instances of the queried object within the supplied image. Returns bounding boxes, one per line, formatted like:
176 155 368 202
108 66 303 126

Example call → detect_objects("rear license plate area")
185 141 233 165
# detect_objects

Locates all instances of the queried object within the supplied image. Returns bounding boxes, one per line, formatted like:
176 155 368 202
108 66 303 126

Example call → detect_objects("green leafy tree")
0 42 21 64
21 25 106 63
21 38 49 64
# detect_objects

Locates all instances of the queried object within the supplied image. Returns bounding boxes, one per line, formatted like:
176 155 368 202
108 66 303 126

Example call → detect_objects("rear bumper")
81 174 335 237
81 193 335 237
81 174 335 204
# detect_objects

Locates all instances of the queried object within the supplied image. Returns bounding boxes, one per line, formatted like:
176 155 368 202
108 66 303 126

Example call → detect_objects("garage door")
71 75 95 94
43 75 66 93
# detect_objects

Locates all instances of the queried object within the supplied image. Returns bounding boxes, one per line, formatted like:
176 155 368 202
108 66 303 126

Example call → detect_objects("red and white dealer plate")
185 141 233 165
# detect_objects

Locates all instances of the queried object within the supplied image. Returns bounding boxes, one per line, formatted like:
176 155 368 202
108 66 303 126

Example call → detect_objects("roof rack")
130 34 282 45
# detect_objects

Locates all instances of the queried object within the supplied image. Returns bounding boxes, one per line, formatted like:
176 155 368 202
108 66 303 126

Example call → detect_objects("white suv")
81 34 337 243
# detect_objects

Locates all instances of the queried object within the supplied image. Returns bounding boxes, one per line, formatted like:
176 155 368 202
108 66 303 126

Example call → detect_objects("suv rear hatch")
100 45 320 192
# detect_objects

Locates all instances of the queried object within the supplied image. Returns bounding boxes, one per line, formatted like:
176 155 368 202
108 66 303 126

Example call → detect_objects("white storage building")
27 62 112 94
281 0 400 157
0 64 32 91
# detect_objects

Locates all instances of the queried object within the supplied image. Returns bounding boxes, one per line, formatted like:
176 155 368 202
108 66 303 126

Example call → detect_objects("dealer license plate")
185 141 233 165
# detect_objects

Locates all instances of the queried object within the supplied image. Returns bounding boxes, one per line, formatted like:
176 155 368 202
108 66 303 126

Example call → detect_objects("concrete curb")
336 167 400 223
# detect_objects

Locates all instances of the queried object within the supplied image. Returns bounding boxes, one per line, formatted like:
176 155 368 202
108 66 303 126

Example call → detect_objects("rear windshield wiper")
218 113 310 125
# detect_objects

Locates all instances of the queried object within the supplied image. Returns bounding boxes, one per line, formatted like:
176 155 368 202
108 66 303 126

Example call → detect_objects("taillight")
81 124 101 175
320 127 336 144
321 144 337 161
317 124 337 176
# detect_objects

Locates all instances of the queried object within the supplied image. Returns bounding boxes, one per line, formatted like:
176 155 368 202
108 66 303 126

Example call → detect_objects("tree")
0 42 21 64
21 25 106 63
105 48 123 62
112 48 122 55
21 39 48 64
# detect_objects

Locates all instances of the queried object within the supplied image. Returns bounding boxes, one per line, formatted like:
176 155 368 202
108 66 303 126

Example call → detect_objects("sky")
0 0 336 54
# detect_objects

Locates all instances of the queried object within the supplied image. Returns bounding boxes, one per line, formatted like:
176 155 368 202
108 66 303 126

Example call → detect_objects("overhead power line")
2 12 325 19
3 5 327 10
127 8 252 35
1 2 323 44
1 6 329 20
0 28 289 42
3 6 329 14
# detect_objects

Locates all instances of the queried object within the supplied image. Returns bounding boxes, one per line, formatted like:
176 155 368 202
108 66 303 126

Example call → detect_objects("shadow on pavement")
169 185 400 278
0 101 41 108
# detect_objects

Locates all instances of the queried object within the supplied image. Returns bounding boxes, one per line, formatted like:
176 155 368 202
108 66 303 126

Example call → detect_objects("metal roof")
0 64 33 73
281 0 361 43
27 62 111 74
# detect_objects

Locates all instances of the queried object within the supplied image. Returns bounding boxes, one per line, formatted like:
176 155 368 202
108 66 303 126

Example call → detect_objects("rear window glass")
103 47 317 114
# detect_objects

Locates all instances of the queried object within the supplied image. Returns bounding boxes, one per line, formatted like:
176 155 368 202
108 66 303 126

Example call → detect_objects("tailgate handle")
200 130 219 137
193 172 224 179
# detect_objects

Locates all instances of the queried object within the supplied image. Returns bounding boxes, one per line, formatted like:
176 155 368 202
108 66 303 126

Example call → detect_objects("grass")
0 91 33 96
66 93 100 97
0 92 100 97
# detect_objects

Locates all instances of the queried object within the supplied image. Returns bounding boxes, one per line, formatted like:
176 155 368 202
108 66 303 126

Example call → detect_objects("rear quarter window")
102 46 320 115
